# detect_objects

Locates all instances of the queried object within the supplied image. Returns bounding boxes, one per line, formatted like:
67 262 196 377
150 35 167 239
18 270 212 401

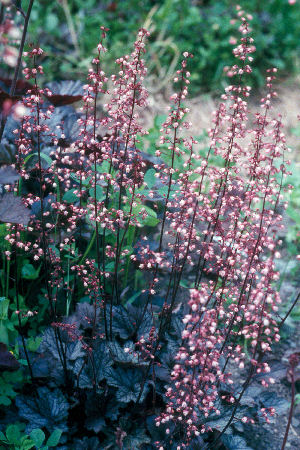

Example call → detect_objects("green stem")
59 0 80 55
79 230 96 265
6 257 10 299
122 225 135 291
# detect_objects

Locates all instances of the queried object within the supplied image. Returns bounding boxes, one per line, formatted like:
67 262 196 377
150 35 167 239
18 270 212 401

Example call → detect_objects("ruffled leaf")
105 367 147 403
44 81 84 106
16 387 69 433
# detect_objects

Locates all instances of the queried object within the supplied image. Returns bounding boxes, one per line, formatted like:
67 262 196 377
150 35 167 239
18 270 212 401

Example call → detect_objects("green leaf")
30 429 45 448
0 431 7 442
130 204 159 227
0 321 9 345
291 126 300 137
63 188 78 203
154 114 166 129
0 394 11 405
89 185 104 201
46 13 59 31
125 291 140 306
70 172 91 186
27 336 42 352
24 152 52 169
144 169 157 189
39 153 53 167
96 160 111 174
286 205 300 224
0 297 9 319
21 263 40 280
157 184 179 199
6 424 22 444
46 429 62 447
21 439 35 450
18 358 28 366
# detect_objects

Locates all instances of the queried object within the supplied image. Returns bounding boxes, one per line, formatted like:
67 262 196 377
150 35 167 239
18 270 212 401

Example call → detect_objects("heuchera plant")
0 5 297 450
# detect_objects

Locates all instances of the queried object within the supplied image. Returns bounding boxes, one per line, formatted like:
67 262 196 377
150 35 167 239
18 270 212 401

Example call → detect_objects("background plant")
2 0 300 95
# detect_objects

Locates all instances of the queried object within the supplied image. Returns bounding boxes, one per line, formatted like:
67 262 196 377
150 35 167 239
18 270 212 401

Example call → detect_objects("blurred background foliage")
17 0 300 95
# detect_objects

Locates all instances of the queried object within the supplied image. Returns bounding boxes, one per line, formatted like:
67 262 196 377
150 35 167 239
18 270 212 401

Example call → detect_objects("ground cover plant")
0 3 299 449
2 0 300 94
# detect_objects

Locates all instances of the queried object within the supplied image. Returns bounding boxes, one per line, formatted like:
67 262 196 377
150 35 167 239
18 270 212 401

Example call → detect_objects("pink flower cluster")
156 288 224 440
154 10 291 448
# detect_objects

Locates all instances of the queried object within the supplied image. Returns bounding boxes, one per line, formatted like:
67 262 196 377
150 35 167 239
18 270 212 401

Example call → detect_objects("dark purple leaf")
38 106 81 146
259 391 289 414
73 340 111 391
140 150 163 167
44 80 84 106
0 78 32 108
2 114 20 144
72 437 100 450
74 301 100 330
105 367 148 403
0 193 31 226
221 434 253 450
16 387 69 433
0 343 20 371
85 393 106 433
0 166 20 184
0 143 16 166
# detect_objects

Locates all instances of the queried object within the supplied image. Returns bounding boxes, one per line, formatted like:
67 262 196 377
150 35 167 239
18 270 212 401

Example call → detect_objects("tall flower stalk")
155 9 291 448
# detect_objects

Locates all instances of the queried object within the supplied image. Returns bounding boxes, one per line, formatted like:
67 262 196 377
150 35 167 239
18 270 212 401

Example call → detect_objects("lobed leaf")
16 387 69 433
0 193 31 226
106 367 148 403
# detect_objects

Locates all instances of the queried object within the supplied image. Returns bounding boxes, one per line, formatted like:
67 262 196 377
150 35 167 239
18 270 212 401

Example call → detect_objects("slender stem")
78 229 96 265
13 229 34 380
32 64 68 380
0 0 35 143
122 225 135 290
215 294 268 444
278 292 300 330
112 56 141 305
0 5 5 24
91 49 109 340
60 0 80 55
136 68 185 332
66 244 71 316
5 255 10 298
281 368 296 450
